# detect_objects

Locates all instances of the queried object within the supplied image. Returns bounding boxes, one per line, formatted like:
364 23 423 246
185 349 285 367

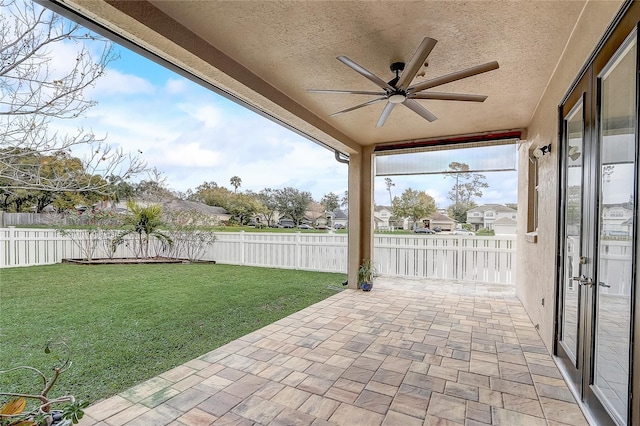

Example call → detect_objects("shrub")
476 227 495 236
57 210 124 260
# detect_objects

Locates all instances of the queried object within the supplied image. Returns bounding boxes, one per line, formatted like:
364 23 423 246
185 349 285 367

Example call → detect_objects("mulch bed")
62 257 215 265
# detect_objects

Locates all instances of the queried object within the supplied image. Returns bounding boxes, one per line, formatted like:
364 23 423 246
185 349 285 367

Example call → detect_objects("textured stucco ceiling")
48 0 623 153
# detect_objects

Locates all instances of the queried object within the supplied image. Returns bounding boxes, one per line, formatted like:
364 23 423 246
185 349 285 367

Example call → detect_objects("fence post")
240 231 245 265
295 232 301 269
455 236 463 281
8 226 16 266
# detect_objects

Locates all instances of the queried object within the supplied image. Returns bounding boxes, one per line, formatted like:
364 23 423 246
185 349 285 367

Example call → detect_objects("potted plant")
358 258 376 291
0 342 87 426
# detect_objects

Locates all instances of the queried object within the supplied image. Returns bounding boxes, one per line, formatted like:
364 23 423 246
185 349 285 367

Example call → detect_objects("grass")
0 263 344 405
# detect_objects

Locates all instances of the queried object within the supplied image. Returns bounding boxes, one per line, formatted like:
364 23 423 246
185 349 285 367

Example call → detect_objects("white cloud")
165 78 188 94
177 103 222 128
155 143 222 168
90 69 156 97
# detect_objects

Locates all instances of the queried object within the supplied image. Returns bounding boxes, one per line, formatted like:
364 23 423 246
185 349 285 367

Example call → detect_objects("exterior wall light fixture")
568 145 581 161
532 143 552 159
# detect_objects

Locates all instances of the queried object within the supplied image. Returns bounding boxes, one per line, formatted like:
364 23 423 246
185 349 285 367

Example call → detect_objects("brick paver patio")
78 277 587 425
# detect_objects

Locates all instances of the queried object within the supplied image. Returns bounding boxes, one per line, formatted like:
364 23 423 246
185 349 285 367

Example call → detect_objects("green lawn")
0 263 344 405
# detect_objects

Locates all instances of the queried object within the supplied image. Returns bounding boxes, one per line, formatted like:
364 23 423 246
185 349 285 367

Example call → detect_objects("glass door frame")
555 3 640 424
556 87 589 383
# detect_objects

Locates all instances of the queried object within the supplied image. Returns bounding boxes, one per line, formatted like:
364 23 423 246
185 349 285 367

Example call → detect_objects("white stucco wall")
516 1 624 351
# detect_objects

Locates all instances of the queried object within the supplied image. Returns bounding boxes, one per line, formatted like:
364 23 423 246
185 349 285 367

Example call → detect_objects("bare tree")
134 167 173 202
0 0 144 195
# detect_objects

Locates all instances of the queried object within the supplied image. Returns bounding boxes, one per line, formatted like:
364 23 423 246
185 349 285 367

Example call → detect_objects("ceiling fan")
309 37 499 127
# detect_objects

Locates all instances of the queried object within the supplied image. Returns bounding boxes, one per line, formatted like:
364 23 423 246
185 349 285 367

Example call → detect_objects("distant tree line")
385 162 489 227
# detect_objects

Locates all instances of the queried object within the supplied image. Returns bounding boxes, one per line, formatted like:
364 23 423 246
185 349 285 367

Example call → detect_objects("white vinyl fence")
375 234 515 284
0 227 517 284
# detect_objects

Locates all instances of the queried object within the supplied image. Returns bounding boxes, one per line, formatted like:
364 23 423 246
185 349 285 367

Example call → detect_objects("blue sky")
55 13 518 209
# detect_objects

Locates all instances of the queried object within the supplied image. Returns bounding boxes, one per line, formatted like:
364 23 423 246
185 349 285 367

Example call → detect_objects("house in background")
160 200 231 223
601 202 633 237
492 217 517 235
373 206 394 230
330 209 348 229
427 212 456 231
112 199 232 222
466 204 517 231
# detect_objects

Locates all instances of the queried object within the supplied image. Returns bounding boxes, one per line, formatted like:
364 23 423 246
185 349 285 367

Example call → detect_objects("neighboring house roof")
429 212 455 222
374 205 393 212
332 209 348 219
467 204 517 214
603 203 633 210
162 199 229 215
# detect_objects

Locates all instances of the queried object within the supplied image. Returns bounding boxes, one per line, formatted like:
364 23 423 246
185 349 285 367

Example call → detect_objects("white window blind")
375 139 517 176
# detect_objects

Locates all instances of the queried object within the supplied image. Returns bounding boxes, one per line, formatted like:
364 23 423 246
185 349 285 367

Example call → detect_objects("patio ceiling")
50 1 588 154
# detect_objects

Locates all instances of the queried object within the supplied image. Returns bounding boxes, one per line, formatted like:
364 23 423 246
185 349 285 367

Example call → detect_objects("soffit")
50 1 623 152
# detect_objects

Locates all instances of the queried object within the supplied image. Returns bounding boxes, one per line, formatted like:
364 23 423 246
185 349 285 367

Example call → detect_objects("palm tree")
385 177 395 206
230 176 242 193
112 200 172 258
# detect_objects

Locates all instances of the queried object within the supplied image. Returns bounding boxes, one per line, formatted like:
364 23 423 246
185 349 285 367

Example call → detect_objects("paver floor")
78 277 588 425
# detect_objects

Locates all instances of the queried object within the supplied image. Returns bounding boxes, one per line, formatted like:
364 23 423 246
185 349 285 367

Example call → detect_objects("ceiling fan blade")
410 92 488 102
329 97 387 117
376 102 396 127
409 61 499 93
403 99 437 122
308 89 386 96
337 56 395 91
396 37 437 90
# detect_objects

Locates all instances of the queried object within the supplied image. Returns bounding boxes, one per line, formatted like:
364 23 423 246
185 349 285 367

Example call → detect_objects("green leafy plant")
357 258 376 289
475 227 495 236
111 200 173 258
0 342 87 426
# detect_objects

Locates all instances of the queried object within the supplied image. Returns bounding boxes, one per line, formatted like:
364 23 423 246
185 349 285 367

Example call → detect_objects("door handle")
572 275 594 287
598 282 611 288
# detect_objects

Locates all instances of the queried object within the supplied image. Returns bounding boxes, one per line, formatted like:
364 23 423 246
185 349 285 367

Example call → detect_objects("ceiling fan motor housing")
390 62 406 74
388 62 406 90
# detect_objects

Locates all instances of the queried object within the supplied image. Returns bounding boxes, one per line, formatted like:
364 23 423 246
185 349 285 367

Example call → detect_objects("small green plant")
111 200 173 258
476 227 495 236
357 258 376 290
0 342 87 426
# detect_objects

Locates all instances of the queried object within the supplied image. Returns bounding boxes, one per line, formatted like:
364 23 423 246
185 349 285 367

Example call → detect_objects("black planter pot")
51 411 72 426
